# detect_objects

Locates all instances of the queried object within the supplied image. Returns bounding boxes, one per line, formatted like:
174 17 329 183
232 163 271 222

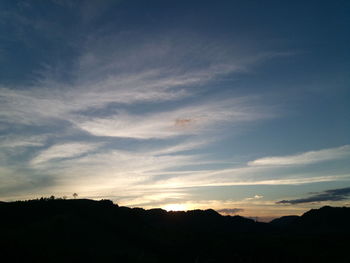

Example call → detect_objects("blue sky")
0 0 349 220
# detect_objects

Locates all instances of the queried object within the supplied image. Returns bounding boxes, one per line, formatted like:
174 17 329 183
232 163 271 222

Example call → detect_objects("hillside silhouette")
1 198 349 263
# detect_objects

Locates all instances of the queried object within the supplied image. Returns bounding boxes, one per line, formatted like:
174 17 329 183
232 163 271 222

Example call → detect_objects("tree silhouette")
73 193 78 199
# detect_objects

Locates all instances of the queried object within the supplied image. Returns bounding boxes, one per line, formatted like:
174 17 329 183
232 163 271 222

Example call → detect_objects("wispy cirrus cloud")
30 142 101 166
0 70 190 127
72 98 271 139
0 38 277 202
146 170 350 189
277 187 350 204
0 19 297 203
10 141 347 205
0 135 46 148
0 53 270 131
248 145 350 167
137 145 350 190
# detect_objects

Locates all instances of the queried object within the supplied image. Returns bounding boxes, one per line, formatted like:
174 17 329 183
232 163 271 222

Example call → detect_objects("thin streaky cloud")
0 56 263 128
72 98 272 139
144 172 350 189
30 142 102 166
245 195 264 201
248 145 350 167
0 27 285 129
0 135 46 148
150 139 214 156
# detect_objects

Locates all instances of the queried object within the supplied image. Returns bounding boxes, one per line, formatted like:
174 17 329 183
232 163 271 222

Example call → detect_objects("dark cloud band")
277 187 350 204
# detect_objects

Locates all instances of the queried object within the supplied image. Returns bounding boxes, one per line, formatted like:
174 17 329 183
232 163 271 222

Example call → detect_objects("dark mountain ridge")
1 199 349 263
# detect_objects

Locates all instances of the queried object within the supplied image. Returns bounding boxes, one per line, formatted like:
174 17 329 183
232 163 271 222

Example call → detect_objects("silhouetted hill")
270 215 299 226
270 206 350 233
297 205 350 232
0 199 349 263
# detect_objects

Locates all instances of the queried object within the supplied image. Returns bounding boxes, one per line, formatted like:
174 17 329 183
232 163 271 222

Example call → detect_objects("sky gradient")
1 0 350 221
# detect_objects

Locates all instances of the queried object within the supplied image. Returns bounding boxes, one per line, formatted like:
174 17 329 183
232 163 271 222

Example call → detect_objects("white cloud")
72 98 270 139
0 29 280 130
150 139 212 155
245 195 264 201
0 69 234 129
248 145 350 167
30 142 101 166
146 172 350 189
0 135 46 148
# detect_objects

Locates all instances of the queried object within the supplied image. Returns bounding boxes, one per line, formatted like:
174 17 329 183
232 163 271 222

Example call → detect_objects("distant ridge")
270 205 350 232
270 215 299 226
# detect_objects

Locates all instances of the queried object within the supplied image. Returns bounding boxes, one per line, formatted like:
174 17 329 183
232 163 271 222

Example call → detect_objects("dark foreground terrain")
1 199 349 263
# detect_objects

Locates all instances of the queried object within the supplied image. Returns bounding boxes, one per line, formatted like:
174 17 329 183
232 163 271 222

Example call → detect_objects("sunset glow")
163 204 187 212
0 0 349 220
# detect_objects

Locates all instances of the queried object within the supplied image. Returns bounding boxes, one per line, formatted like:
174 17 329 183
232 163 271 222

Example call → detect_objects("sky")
0 0 350 221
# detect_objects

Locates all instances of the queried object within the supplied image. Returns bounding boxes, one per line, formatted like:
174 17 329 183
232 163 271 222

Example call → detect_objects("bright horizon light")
162 204 187 212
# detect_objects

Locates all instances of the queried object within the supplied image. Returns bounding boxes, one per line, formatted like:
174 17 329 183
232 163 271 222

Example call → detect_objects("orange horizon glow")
162 203 188 211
